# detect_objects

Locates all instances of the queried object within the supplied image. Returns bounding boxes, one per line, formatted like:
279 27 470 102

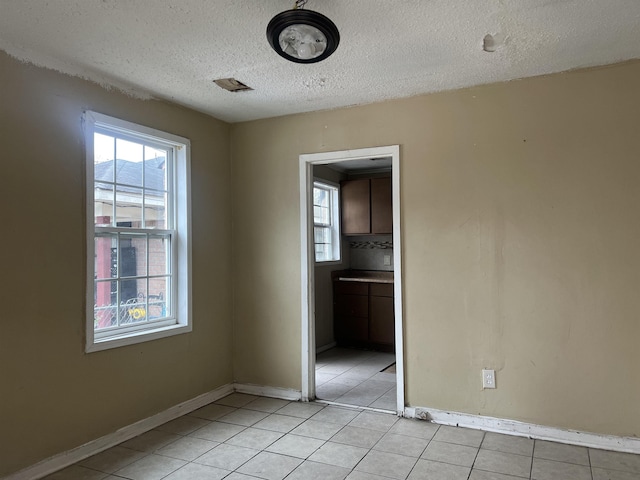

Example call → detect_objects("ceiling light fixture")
267 0 340 64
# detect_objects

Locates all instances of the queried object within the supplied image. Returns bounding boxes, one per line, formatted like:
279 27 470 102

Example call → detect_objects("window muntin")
313 181 340 262
85 112 191 351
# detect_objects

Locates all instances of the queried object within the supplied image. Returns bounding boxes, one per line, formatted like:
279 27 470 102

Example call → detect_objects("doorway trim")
299 145 405 414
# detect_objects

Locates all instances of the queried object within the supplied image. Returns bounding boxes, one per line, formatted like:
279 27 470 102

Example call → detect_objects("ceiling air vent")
213 78 253 92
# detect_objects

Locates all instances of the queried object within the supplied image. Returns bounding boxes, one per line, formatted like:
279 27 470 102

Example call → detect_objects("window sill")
86 322 192 353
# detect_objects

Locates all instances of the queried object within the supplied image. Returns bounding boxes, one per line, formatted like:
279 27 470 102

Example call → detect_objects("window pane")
95 183 113 226
94 133 115 180
149 236 170 276
314 226 331 244
144 150 167 192
148 276 169 319
120 234 147 277
314 205 330 225
314 187 328 207
119 282 146 325
115 139 143 186
315 244 330 262
94 281 117 330
115 187 143 227
95 235 116 280
144 189 167 229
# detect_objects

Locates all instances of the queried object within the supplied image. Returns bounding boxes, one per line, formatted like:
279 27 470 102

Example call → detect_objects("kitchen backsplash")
347 235 394 271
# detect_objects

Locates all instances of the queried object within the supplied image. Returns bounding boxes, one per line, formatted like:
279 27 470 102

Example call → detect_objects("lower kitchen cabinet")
333 280 395 352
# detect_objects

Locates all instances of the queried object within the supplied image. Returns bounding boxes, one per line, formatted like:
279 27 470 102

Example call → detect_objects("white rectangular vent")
213 78 253 92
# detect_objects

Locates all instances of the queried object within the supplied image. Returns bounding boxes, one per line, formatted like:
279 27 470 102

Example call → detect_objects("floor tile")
469 470 526 480
422 440 479 467
236 451 303 480
388 419 439 440
373 433 429 458
225 427 283 450
473 449 532 478
189 421 246 442
188 403 237 421
316 382 354 400
407 458 471 480
79 446 147 473
534 440 590 466
592 467 640 480
531 457 591 480
291 419 344 440
114 454 186 480
119 430 182 453
316 372 339 385
590 448 640 474
217 408 269 427
154 415 211 435
310 406 361 425
155 436 218 461
224 473 262 480
349 411 398 432
355 450 418 480
43 465 109 480
214 393 258 408
265 433 325 458
329 375 368 388
252 413 305 433
432 425 485 447
481 432 534 457
286 460 350 480
194 443 259 471
331 426 385 449
369 394 397 411
308 441 369 469
335 392 382 407
243 397 290 413
276 402 325 418
162 462 230 480
346 472 393 480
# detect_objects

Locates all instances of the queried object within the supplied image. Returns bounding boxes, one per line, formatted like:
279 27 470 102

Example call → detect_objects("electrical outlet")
482 369 496 389
383 255 391 266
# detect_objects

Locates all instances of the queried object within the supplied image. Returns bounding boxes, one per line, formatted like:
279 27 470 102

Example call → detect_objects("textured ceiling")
1 1 639 123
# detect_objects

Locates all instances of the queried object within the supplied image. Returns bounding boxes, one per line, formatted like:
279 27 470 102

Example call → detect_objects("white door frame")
299 145 405 414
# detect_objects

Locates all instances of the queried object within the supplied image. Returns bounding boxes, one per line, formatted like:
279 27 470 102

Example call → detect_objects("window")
84 112 191 352
313 181 340 262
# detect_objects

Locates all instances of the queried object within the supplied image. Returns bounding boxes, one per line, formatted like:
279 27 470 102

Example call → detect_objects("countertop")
332 270 394 284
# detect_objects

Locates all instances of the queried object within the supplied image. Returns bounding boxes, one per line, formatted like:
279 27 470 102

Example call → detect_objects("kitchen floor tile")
193 443 259 471
373 432 429 458
286 460 351 480
330 426 385 449
481 432 534 457
155 436 218 461
531 457 591 480
265 433 325 459
224 427 283 450
407 459 471 480
189 421 246 442
473 449 532 478
236 451 303 480
432 425 485 447
355 450 418 480
422 440 479 467
114 454 186 480
308 441 369 469
252 413 306 433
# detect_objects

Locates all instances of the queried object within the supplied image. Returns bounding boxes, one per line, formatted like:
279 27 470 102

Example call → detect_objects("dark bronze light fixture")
267 0 340 64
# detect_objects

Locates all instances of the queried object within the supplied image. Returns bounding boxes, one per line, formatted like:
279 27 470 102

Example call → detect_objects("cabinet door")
341 178 370 235
369 295 395 345
371 177 392 234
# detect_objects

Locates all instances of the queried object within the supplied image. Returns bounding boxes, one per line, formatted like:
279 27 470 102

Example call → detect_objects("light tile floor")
315 347 396 409
44 392 640 480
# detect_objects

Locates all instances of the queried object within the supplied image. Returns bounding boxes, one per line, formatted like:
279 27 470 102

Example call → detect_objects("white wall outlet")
482 369 496 389
383 255 391 266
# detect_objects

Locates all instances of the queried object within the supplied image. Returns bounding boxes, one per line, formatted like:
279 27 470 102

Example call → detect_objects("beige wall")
231 61 640 438
0 52 233 476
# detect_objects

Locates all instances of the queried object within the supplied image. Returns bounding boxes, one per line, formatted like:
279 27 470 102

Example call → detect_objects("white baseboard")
316 342 337 354
6 383 234 480
404 405 640 454
233 383 302 401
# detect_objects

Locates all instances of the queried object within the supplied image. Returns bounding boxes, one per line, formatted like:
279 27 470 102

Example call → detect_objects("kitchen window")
84 111 192 352
313 180 340 262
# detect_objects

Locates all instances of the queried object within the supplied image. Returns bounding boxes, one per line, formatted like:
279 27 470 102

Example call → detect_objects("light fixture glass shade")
267 9 339 64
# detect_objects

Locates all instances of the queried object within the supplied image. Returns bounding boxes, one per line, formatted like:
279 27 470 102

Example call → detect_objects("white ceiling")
1 1 639 123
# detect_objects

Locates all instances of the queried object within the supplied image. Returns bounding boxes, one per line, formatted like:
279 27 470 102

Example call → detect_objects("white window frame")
84 111 192 352
313 180 341 263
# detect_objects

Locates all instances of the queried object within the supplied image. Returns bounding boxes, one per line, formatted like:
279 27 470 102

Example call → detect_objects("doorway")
299 145 405 415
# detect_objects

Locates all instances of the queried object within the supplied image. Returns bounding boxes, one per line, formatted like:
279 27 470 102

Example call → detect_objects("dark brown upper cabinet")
341 176 392 235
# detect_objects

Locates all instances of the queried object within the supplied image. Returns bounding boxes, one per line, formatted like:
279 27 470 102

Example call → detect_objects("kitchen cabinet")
341 176 392 235
333 276 395 352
